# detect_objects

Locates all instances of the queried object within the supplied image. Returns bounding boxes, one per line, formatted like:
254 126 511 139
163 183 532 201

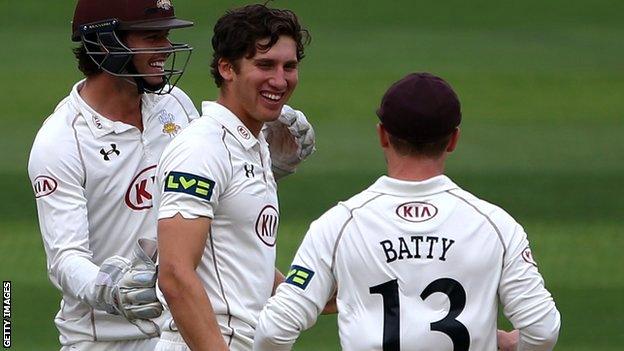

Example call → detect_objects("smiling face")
218 35 299 135
124 30 172 86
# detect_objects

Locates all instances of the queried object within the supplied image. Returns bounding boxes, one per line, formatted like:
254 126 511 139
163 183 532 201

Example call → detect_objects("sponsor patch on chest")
125 165 157 210
255 205 279 246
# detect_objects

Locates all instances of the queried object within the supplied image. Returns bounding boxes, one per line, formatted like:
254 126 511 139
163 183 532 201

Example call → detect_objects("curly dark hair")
210 4 311 87
73 45 103 77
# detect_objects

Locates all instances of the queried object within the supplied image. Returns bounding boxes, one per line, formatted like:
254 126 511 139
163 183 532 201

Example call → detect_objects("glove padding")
94 238 162 336
263 105 316 180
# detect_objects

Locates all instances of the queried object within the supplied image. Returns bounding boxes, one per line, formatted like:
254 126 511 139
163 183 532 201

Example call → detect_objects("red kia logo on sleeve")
396 201 438 222
33 176 58 198
125 165 157 210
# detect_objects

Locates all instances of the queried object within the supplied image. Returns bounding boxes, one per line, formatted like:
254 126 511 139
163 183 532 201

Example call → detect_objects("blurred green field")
1 0 623 350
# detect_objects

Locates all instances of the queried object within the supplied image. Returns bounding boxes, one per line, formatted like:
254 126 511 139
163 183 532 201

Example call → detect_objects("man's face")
125 30 172 86
228 35 299 130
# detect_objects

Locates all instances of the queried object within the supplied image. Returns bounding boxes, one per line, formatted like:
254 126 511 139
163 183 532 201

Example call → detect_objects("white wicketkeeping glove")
263 105 316 180
94 238 162 336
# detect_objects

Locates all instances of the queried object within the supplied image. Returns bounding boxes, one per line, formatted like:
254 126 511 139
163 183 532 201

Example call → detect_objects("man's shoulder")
338 187 384 212
309 189 379 230
32 96 82 148
448 187 519 229
148 86 199 120
160 116 228 165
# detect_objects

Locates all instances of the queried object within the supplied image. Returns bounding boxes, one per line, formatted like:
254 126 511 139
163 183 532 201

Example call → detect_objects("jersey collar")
70 80 155 138
368 175 459 197
201 101 260 150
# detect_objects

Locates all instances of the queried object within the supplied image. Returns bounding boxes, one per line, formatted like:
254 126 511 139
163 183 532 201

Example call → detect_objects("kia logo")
125 165 157 210
237 125 251 140
255 205 279 246
33 175 58 198
396 201 438 222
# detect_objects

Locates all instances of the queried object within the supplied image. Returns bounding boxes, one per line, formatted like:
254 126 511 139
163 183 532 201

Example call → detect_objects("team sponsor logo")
396 201 438 222
92 115 103 129
255 205 279 246
164 171 215 201
33 175 58 198
125 165 157 210
237 125 251 140
100 144 120 161
157 109 181 137
156 0 172 10
285 265 315 290
521 246 538 266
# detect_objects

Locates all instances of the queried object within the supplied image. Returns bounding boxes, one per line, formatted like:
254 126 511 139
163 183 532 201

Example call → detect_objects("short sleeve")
156 125 231 220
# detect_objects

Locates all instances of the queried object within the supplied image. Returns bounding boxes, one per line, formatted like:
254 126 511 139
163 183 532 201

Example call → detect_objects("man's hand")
497 329 519 351
264 105 316 180
94 239 162 324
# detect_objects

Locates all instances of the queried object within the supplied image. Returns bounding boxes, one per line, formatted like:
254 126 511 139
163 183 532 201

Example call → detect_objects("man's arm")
273 268 285 295
499 222 561 351
254 208 345 350
28 130 100 305
158 214 228 351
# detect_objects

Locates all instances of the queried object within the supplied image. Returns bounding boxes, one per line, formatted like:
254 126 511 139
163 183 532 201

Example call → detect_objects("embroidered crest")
156 0 172 10
157 109 181 137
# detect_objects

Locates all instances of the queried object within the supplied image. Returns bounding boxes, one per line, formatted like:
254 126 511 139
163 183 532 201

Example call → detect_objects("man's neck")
217 93 263 137
386 154 446 182
79 74 144 131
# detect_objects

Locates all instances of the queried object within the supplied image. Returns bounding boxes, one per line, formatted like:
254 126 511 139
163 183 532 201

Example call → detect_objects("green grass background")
1 0 623 349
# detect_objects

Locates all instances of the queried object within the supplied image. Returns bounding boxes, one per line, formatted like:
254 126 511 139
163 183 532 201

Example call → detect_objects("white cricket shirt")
28 80 198 345
156 101 279 350
255 175 560 351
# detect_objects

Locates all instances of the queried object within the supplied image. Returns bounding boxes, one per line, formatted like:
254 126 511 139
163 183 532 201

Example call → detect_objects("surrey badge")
158 109 181 137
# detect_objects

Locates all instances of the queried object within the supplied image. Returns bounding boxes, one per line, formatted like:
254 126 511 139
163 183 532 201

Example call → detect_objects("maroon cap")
377 73 461 143
72 0 193 41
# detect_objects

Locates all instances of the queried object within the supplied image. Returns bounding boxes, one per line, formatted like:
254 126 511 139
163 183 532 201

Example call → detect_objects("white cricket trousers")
156 331 250 351
60 337 158 350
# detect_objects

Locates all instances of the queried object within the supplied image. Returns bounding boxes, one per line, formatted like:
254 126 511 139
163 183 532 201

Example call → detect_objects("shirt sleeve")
254 206 348 351
157 127 231 220
498 219 561 350
27 126 99 306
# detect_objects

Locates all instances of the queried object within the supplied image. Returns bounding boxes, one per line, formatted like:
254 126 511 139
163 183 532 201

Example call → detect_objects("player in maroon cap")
254 73 560 351
28 1 315 350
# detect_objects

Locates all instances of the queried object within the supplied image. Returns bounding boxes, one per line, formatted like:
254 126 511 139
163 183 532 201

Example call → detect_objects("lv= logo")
164 171 215 200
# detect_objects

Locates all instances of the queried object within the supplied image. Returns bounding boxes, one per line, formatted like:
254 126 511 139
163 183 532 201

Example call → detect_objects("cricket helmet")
71 0 194 94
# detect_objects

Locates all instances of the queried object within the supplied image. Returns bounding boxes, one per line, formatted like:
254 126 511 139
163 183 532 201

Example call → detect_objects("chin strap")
125 62 168 94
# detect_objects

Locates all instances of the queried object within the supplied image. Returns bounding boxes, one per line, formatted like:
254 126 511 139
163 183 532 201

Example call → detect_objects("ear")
377 123 390 148
446 128 460 152
217 58 235 82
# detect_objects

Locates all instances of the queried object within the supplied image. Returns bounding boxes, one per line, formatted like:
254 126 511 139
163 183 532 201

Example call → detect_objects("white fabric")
156 101 279 349
155 331 250 351
255 175 560 351
60 337 158 351
28 80 199 346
